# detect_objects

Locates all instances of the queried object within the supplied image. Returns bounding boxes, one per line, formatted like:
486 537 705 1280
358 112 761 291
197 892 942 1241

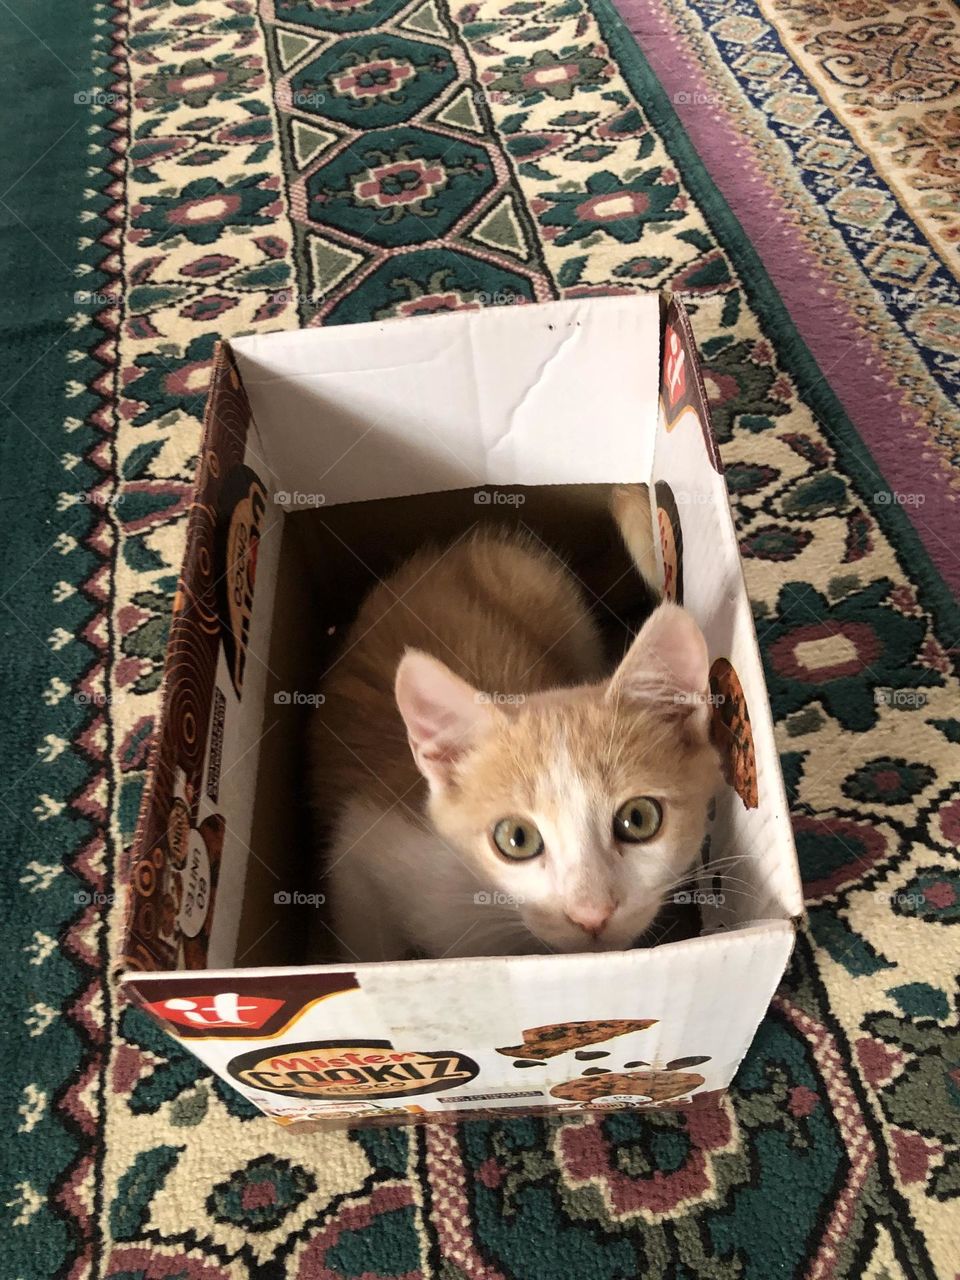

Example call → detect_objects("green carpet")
1 0 957 1276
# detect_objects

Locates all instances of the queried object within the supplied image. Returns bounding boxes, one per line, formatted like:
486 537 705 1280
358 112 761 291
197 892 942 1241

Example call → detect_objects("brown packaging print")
122 343 251 973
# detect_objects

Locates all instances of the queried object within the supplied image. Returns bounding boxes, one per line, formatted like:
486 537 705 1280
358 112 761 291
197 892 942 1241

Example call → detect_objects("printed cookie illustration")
654 481 683 604
496 1018 656 1061
550 1068 705 1104
709 658 759 810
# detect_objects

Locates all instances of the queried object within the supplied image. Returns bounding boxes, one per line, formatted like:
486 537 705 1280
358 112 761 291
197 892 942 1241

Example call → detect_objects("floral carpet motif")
0 0 957 1277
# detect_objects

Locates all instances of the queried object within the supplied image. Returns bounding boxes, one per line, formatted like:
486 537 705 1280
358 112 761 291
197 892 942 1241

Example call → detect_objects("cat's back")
311 530 604 807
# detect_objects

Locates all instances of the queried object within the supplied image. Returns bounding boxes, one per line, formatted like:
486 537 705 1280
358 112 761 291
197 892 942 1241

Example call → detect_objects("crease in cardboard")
485 322 583 461
245 404 280 488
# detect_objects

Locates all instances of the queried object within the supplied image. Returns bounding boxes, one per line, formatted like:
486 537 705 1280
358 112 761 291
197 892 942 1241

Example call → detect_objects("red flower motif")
522 61 578 90
575 189 649 223
788 1085 819 1117
931 797 960 848
354 157 445 207
332 57 414 100
557 1103 734 1219
168 192 242 228
181 253 239 278
769 620 882 682
923 879 957 909
476 1156 506 1188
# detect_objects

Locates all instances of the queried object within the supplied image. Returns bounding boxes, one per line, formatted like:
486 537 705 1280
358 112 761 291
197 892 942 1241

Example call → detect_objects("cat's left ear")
395 650 494 790
607 603 711 741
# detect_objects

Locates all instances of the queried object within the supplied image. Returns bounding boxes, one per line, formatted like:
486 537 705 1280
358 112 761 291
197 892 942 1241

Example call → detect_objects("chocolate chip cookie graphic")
550 1068 705 1104
496 1018 657 1061
708 658 759 810
654 481 683 605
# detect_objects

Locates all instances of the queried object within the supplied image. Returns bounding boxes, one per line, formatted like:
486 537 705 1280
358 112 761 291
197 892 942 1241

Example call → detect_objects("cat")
308 487 721 963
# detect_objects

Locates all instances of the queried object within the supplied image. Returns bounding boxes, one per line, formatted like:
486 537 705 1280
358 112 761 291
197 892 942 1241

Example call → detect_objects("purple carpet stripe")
611 0 960 596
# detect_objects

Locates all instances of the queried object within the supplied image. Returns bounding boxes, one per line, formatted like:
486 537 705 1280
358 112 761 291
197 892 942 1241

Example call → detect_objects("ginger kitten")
309 494 721 962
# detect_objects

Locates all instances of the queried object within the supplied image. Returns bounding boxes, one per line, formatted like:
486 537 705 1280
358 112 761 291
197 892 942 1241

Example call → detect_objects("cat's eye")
614 796 662 844
491 817 544 860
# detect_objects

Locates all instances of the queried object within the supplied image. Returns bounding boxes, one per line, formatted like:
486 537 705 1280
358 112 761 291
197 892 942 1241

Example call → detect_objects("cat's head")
395 603 721 955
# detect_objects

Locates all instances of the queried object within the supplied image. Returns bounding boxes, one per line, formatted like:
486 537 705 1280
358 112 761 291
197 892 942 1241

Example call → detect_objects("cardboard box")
120 294 803 1131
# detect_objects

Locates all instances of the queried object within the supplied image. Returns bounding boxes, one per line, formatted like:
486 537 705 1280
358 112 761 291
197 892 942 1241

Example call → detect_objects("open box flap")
229 296 661 502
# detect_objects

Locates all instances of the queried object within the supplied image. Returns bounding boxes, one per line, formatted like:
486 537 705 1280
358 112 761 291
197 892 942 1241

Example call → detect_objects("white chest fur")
326 797 502 961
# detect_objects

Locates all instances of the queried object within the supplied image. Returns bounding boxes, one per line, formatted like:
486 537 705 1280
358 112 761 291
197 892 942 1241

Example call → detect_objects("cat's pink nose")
565 905 615 937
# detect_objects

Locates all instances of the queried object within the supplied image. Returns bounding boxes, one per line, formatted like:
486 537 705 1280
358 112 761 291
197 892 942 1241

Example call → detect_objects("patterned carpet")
1 0 958 1276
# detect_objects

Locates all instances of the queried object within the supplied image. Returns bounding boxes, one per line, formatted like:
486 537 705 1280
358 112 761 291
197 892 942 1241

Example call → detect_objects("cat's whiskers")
644 915 686 947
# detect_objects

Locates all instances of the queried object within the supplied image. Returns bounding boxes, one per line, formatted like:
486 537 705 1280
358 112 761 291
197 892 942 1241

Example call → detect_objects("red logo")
146 993 284 1031
664 324 687 407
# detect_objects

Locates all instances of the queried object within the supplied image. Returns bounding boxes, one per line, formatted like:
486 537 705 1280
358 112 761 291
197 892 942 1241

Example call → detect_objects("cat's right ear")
395 651 493 790
607 602 711 741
